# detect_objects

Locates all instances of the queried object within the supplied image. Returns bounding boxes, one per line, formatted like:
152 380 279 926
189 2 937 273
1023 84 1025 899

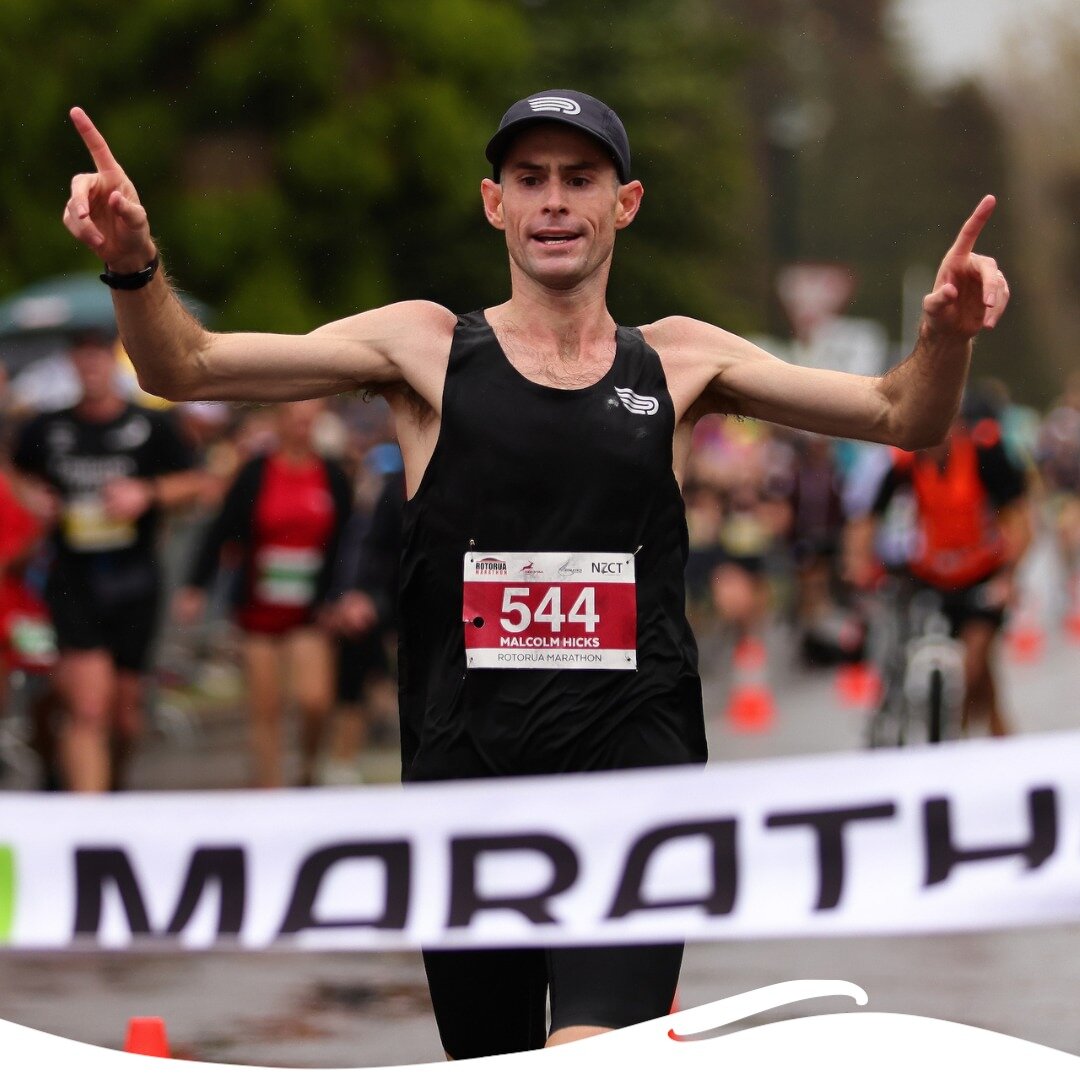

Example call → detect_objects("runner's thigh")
286 626 335 713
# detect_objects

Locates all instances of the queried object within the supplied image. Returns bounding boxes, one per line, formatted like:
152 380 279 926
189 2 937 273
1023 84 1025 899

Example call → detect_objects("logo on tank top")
475 557 507 575
615 386 659 416
528 96 581 115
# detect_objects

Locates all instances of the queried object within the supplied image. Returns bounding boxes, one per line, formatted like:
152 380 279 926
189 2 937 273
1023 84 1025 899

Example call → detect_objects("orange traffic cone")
725 636 775 732
835 661 882 709
124 1016 171 1058
1065 575 1080 643
1005 599 1045 665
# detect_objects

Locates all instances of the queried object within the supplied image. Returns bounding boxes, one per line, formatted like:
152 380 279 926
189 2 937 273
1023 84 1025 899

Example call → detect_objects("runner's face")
276 399 322 449
483 125 642 291
71 341 118 402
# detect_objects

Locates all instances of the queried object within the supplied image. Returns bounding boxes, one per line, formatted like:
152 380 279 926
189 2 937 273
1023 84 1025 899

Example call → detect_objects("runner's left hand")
922 196 1010 338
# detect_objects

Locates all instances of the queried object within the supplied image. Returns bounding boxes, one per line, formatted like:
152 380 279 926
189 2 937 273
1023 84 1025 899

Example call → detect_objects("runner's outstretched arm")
62 108 450 403
661 197 1009 450
878 194 1008 446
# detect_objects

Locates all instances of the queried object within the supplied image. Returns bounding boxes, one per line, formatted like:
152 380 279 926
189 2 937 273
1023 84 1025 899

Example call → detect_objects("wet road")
0 539 1077 1067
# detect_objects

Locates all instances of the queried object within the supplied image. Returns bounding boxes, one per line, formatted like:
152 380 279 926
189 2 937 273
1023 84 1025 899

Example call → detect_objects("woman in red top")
176 400 352 786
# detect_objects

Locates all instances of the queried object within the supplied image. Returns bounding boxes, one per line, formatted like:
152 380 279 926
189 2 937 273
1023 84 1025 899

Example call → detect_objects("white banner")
4 982 1080 1078
2 731 1079 951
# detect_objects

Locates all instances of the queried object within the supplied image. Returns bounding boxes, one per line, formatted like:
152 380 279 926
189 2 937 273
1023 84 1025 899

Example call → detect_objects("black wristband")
100 253 160 291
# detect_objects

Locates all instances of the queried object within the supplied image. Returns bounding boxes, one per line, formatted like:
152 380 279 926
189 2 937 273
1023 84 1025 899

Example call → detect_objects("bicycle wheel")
867 705 904 748
927 668 944 743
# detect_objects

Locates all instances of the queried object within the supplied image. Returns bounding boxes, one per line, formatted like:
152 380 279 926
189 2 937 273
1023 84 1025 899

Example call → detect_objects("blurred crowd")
0 333 1077 792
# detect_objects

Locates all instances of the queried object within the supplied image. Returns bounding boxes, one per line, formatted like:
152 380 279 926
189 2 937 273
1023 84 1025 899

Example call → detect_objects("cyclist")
847 399 1031 736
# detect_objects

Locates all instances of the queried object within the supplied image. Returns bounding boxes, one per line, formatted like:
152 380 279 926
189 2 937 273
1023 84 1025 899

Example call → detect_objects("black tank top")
398 310 705 780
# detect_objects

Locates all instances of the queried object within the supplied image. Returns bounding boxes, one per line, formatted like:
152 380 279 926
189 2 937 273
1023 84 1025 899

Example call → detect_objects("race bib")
7 615 58 668
254 546 322 606
62 495 136 553
462 551 636 670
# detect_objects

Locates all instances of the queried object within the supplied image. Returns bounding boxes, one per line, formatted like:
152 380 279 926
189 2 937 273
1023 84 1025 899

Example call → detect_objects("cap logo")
528 96 581 115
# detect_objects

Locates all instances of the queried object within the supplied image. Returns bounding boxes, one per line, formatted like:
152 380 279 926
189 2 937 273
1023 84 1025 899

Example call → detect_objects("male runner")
12 330 203 792
63 90 1009 1058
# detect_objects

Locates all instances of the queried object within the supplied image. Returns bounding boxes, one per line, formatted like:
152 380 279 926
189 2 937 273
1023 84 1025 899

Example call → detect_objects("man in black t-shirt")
13 330 202 791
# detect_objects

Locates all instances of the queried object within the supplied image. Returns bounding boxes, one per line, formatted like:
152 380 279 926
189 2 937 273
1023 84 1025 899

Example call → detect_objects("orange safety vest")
900 430 1006 590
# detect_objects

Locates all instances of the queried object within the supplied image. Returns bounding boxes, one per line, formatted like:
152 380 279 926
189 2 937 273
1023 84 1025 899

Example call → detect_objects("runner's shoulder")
314 300 456 351
639 317 754 380
638 315 738 355
378 299 458 334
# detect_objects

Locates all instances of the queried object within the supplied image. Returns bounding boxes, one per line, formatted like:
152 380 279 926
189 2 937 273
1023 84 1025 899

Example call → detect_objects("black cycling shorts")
422 941 683 1060
933 576 1008 634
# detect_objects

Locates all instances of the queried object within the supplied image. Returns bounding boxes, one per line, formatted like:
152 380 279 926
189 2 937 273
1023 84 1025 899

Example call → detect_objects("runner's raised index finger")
69 107 121 173
948 194 996 257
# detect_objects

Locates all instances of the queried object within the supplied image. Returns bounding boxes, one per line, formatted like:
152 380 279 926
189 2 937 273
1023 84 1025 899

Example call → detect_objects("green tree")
722 0 1036 396
0 0 763 336
0 0 532 330
517 0 759 330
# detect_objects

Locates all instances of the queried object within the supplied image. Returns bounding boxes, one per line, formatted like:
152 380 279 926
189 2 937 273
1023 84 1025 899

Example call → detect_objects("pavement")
0 536 1077 1067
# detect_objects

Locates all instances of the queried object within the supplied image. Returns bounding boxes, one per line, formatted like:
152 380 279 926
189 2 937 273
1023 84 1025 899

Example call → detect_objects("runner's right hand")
63 107 156 272
328 590 379 636
173 586 207 627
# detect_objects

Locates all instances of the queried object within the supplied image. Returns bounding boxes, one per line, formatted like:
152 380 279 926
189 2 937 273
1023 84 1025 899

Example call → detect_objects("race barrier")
2 730 1080 951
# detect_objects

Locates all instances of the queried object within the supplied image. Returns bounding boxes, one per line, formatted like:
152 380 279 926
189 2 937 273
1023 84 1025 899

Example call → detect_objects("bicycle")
863 575 966 748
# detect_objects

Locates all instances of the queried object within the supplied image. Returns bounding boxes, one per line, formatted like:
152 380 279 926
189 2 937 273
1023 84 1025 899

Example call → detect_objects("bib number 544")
500 586 599 634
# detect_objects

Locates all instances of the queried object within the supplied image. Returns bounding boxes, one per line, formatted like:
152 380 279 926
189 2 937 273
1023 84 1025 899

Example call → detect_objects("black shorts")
422 941 683 1059
335 630 390 703
45 558 161 673
927 576 1007 634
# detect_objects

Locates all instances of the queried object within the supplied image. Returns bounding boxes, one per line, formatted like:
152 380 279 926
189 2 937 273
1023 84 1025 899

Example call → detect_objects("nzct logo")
615 387 659 416
528 96 581 115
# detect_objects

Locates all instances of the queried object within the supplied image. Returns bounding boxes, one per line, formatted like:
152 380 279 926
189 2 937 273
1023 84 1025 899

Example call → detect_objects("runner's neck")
74 394 126 424
486 293 618 381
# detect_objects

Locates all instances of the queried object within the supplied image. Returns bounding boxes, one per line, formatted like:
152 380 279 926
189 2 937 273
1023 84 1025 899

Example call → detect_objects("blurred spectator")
1036 373 1080 625
175 400 352 787
10 330 202 791
322 442 405 783
0 463 60 788
784 433 863 666
975 376 1042 472
687 416 790 649
683 480 726 630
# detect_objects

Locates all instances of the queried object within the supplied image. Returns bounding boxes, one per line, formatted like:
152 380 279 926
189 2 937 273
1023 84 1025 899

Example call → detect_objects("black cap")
486 90 632 183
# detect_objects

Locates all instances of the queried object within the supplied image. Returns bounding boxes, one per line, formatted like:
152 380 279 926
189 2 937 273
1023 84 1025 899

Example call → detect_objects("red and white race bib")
462 551 636 670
